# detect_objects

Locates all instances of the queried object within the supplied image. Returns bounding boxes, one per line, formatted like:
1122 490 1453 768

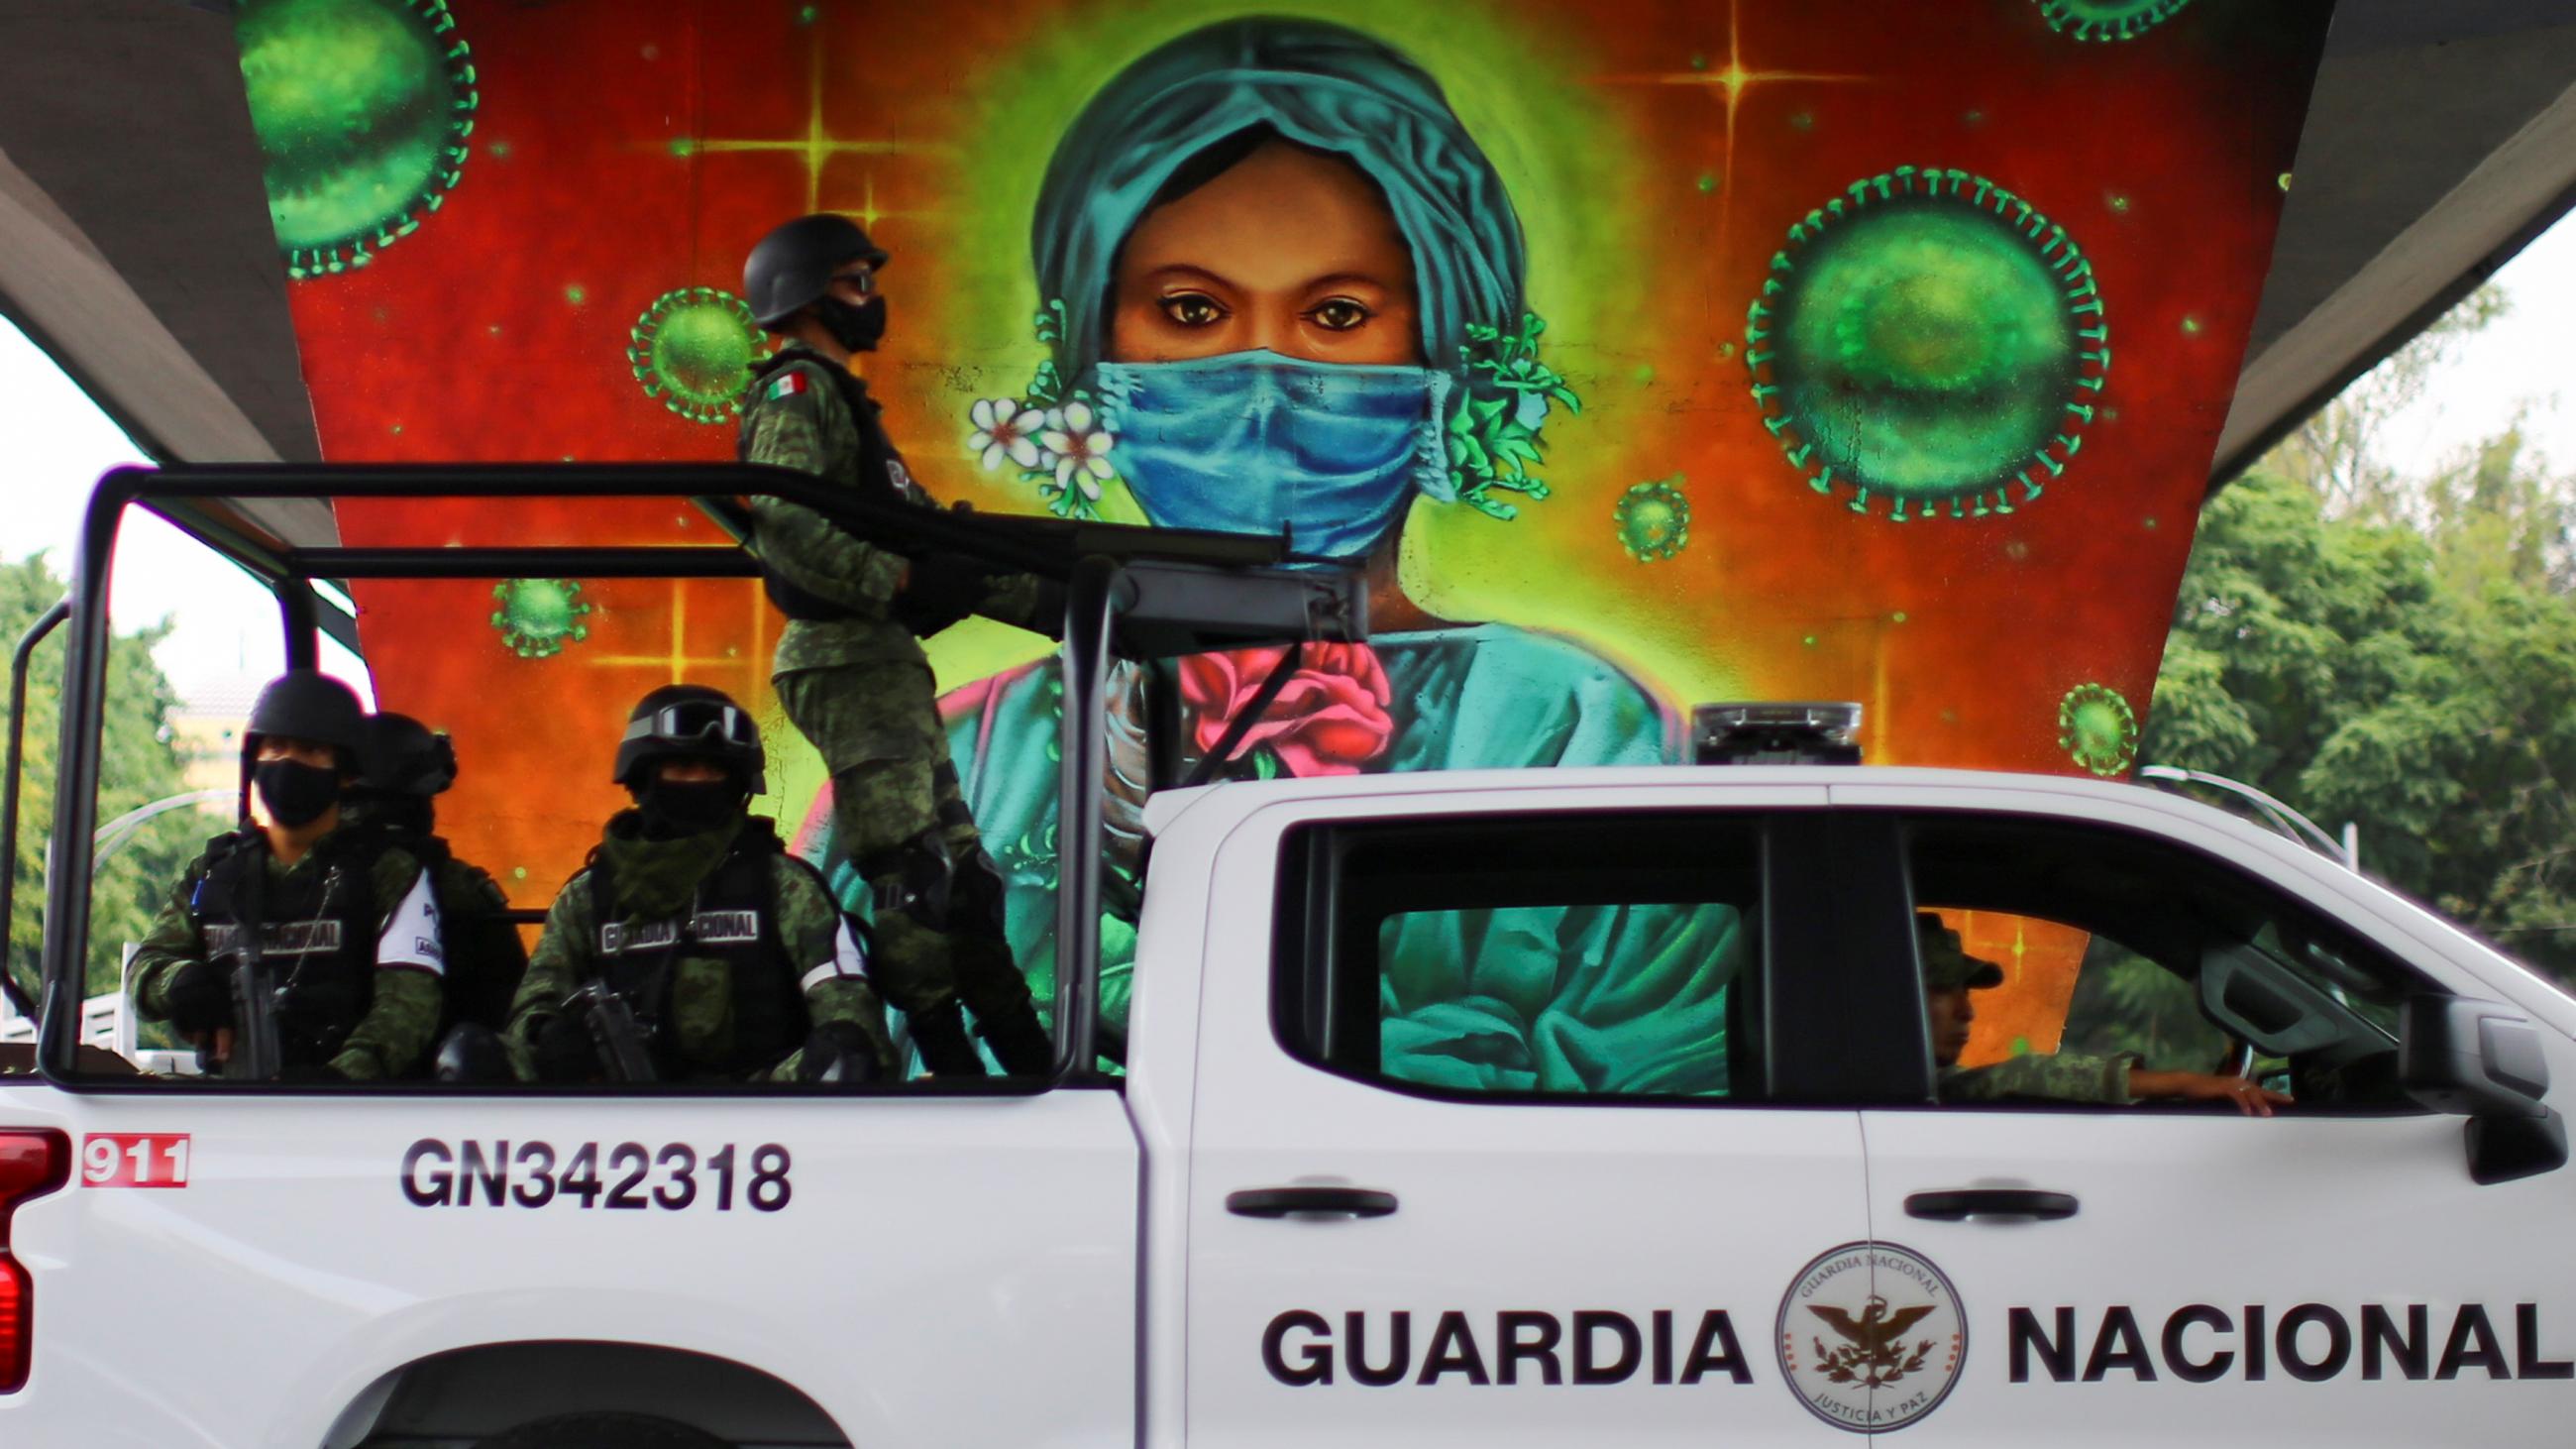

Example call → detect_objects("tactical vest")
740 347 930 623
585 821 812 1076
343 821 528 1035
188 829 388 1072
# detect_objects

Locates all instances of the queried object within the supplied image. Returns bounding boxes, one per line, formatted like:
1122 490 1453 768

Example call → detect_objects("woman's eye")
1309 299 1372 332
1158 293 1225 327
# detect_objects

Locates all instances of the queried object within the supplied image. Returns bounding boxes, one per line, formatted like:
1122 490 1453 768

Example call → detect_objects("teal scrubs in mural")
901 624 1737 1096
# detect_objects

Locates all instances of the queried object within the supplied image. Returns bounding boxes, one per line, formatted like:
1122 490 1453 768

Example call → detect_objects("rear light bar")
0 1131 68 1394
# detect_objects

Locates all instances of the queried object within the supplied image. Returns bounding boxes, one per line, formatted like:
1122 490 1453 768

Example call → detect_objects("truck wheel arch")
327 1341 848 1448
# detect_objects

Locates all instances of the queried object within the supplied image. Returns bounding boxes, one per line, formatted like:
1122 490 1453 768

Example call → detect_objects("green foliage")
2147 291 2576 985
1447 312 1573 520
1 554 205 1007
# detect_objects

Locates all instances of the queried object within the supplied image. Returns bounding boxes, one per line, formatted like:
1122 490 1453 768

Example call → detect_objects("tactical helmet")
358 713 458 798
613 684 766 795
241 670 367 778
743 214 888 330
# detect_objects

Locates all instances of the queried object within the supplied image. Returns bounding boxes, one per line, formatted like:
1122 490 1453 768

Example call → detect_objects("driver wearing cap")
1922 915 2290 1115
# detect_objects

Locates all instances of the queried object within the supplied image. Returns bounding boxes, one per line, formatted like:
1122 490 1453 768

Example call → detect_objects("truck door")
1182 791 1874 1446
1842 792 2576 1446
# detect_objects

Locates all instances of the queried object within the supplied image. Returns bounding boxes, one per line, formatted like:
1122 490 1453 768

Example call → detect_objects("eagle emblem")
1807 1294 1938 1387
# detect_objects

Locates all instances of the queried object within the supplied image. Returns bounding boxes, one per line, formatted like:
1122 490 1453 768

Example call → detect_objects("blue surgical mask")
1093 350 1453 561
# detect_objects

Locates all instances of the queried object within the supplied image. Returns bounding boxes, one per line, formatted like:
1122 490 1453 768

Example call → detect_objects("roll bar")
38 463 1364 1088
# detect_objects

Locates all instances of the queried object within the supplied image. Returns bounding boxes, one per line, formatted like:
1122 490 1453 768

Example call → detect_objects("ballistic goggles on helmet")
623 700 758 753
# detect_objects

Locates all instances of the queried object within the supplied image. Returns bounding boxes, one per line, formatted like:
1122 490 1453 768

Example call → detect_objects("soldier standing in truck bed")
735 213 1059 1077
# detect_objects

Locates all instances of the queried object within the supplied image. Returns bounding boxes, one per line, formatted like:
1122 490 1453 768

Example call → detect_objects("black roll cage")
18 462 1363 1091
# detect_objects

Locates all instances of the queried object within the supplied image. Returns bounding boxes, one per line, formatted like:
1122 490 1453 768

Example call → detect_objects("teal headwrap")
1031 17 1527 387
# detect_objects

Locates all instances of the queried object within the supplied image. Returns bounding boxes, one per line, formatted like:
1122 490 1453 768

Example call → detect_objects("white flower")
1041 400 1116 500
967 397 1044 472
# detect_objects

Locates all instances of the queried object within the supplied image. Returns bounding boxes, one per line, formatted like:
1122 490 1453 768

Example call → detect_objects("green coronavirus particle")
628 287 768 424
1746 167 2109 521
235 0 478 279
1615 477 1691 562
490 579 591 659
2035 0 2195 42
2058 683 2139 776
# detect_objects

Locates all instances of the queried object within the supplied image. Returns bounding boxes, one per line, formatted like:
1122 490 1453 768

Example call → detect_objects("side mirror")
2401 996 2567 1185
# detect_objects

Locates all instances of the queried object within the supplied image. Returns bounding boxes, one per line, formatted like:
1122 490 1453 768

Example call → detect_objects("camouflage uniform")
1919 914 2138 1105
739 346 1041 1047
1939 1053 2137 1104
506 811 893 1081
131 833 445 1080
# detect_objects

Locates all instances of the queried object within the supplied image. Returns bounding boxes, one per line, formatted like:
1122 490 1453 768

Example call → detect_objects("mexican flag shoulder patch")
766 371 809 401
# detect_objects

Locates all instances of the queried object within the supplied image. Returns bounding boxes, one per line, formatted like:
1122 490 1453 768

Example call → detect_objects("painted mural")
230 0 2333 1080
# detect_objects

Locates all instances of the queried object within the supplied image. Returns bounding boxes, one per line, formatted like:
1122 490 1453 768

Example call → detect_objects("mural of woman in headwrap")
823 16 1740 1094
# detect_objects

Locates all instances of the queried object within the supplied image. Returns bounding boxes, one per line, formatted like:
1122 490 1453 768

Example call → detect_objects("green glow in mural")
627 287 769 424
1615 477 1690 562
489 578 591 659
2058 682 2138 776
2035 0 2196 44
237 0 477 279
1748 167 2109 521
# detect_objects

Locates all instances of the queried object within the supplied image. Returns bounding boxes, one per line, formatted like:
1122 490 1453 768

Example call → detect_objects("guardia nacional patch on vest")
597 909 764 955
765 371 808 401
206 920 345 959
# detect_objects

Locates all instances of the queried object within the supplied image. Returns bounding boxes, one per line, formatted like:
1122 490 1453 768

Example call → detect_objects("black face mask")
252 758 341 829
816 294 886 353
638 780 744 838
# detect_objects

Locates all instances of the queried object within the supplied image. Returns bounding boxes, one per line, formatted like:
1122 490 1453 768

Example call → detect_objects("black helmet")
242 670 367 777
613 684 765 795
358 713 458 798
743 214 887 330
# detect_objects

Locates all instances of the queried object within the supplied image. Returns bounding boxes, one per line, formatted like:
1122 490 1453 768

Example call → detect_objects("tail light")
0 1131 67 1394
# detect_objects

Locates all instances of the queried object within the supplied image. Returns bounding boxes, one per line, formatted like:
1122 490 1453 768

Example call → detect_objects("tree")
2 553 206 1010
2144 317 2576 985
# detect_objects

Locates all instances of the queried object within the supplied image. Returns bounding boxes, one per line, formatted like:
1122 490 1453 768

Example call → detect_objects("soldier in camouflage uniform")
734 213 1058 1077
1920 915 2291 1114
506 685 895 1084
343 712 528 1035
131 671 446 1081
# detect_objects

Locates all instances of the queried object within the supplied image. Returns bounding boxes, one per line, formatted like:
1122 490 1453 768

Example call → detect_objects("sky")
0 315 371 708
1 211 2573 710
2379 218 2576 481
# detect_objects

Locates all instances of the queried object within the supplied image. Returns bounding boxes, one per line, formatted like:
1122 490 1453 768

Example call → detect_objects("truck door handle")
1903 1188 2079 1222
1227 1186 1399 1219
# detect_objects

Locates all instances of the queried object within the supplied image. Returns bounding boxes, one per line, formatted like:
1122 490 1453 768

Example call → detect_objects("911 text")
400 1138 791 1213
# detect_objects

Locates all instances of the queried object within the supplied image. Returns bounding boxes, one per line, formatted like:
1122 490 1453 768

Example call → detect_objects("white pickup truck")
2 466 2570 1447
3 759 2574 1448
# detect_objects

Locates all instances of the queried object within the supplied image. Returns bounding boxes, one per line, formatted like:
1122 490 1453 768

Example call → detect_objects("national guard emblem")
1777 1242 1966 1433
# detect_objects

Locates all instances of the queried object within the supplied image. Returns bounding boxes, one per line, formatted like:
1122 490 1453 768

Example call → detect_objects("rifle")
227 869 283 1083
695 484 1291 582
565 980 658 1083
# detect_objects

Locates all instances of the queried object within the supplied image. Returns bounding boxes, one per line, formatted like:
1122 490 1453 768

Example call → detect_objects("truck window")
1273 813 1764 1101
1902 815 2428 1112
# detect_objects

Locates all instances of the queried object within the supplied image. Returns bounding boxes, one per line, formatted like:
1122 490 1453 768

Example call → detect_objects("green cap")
1917 914 2004 991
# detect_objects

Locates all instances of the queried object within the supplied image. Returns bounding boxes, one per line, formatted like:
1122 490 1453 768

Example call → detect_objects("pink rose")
1177 642 1395 777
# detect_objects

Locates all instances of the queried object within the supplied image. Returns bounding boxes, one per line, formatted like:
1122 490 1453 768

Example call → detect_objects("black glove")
977 1001 1056 1077
906 999 987 1077
890 552 993 637
161 961 233 1036
796 1020 887 1085
531 1013 600 1084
